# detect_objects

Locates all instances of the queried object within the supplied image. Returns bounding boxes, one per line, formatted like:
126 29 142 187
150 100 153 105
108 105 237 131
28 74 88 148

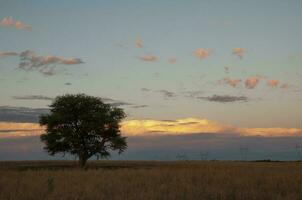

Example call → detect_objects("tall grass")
0 161 301 200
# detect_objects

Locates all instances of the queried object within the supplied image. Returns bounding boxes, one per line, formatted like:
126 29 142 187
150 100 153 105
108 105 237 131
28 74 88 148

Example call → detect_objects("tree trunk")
79 156 87 169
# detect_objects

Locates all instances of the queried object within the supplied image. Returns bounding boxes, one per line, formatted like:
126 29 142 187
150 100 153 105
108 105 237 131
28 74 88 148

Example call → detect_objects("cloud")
280 83 289 90
99 97 132 107
220 78 241 87
141 88 151 92
198 95 248 103
18 50 84 76
0 106 49 123
0 100 135 124
195 48 209 59
182 90 204 98
121 118 302 137
0 51 18 58
232 48 244 59
267 79 279 88
139 55 157 62
12 95 54 101
131 105 148 109
0 122 43 138
169 58 177 64
121 118 235 136
1 117 302 139
245 76 259 89
0 17 32 30
240 128 302 137
135 37 143 48
141 88 176 99
156 90 176 99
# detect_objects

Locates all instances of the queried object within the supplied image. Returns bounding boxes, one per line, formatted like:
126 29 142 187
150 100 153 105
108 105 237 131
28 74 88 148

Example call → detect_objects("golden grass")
0 161 301 200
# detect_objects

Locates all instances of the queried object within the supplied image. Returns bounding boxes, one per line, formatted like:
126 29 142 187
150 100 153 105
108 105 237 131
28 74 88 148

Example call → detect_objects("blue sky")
0 0 302 160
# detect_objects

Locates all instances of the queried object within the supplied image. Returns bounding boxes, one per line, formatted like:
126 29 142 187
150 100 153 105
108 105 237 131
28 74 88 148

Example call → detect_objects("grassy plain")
0 161 301 200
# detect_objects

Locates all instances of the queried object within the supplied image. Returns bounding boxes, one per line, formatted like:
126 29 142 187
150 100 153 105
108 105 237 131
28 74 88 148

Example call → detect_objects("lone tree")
39 94 127 168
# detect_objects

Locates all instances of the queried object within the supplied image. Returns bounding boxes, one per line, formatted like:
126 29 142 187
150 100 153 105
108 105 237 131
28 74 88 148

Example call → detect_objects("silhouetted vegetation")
39 94 127 168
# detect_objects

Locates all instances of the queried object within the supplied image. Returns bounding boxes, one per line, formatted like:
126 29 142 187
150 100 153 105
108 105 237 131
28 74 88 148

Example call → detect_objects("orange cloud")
0 122 43 138
121 118 235 136
267 79 279 88
232 48 244 59
2 118 302 138
139 55 157 62
195 48 209 59
245 76 259 89
0 51 18 57
121 118 302 137
221 78 241 87
0 17 31 30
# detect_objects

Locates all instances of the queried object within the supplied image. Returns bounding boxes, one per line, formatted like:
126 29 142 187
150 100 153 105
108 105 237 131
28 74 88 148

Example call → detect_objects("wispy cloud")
138 55 157 62
99 97 132 107
0 17 32 30
0 51 18 58
198 95 248 103
156 90 176 99
12 95 54 101
232 48 244 59
0 106 49 123
182 90 204 98
141 88 152 92
194 48 210 59
18 50 84 76
280 83 289 90
245 76 259 89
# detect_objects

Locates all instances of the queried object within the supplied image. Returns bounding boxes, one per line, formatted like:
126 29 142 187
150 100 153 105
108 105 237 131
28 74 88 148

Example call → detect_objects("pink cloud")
195 48 209 59
0 17 31 30
139 55 157 62
18 50 83 76
232 48 244 59
245 76 259 89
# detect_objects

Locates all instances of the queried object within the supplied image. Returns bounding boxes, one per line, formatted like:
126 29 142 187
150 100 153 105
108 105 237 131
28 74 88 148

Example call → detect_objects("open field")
0 161 302 200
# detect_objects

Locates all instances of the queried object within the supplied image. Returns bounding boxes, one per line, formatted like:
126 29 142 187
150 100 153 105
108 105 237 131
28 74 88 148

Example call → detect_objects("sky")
0 0 302 160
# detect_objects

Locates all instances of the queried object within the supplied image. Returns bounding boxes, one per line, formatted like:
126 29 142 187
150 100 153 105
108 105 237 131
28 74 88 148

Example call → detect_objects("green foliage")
39 94 127 167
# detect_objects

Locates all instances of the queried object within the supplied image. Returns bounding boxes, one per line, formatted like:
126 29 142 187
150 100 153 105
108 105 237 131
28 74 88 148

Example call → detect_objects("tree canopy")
39 94 127 168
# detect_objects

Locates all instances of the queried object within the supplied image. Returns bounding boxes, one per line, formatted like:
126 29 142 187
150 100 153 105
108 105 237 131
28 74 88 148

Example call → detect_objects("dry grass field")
0 161 301 200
